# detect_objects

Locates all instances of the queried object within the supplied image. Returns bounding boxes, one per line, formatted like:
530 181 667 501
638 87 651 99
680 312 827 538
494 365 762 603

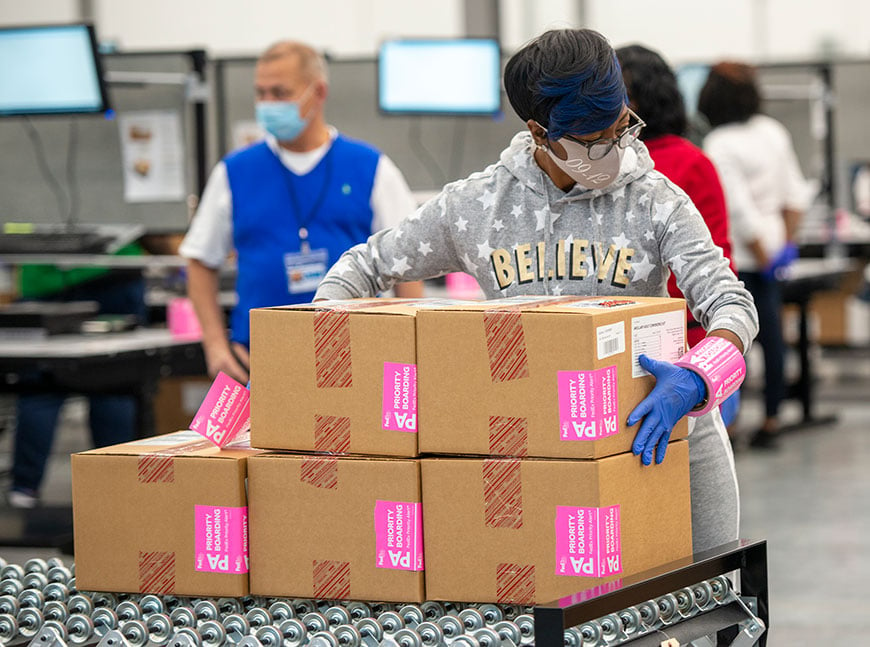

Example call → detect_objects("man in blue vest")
180 41 421 383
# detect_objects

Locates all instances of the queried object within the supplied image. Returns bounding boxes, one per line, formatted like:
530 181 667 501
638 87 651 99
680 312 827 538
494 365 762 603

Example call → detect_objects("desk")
0 328 206 551
779 257 859 431
0 328 206 436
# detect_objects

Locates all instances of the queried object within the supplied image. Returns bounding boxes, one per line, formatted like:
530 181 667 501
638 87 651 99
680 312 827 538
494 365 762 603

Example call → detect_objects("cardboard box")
153 377 212 436
250 299 420 456
417 296 689 459
248 453 425 602
72 430 263 596
421 440 692 604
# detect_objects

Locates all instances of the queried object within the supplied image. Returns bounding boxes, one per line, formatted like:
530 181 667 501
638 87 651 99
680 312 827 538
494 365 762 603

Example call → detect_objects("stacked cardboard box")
245 295 694 604
247 299 427 601
72 430 263 597
414 296 693 603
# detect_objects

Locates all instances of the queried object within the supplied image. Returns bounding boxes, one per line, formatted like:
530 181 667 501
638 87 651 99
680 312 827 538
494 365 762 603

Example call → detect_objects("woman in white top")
699 62 810 448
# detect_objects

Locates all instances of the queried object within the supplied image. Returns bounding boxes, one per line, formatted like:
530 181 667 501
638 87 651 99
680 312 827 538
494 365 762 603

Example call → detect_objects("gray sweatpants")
688 407 740 553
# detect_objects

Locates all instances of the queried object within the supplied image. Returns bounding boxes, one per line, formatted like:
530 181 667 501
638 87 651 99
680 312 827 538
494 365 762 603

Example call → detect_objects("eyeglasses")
562 109 646 160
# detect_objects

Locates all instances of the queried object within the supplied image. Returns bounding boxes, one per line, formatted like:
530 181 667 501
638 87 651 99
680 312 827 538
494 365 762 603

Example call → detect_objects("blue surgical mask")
256 85 313 142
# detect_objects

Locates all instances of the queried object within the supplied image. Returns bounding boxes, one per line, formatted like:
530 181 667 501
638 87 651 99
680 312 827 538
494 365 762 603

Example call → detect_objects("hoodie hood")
499 131 655 203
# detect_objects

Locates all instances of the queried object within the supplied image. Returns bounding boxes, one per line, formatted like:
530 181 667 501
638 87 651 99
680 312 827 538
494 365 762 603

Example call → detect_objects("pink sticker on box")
194 505 249 574
189 372 250 447
382 362 417 433
554 505 622 578
557 366 619 441
374 500 424 571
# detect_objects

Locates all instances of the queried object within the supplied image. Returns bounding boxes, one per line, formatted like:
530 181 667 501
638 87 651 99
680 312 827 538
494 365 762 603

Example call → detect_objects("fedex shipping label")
554 505 622 578
189 372 250 447
374 500 424 571
382 362 417 433
194 505 248 574
557 366 619 441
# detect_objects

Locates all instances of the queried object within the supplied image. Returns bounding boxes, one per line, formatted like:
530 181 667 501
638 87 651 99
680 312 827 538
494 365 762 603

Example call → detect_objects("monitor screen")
378 38 501 116
675 63 711 117
0 23 110 117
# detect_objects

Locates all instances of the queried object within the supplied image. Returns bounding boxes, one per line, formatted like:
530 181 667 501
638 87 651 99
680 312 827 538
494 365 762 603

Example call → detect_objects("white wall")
2 0 869 62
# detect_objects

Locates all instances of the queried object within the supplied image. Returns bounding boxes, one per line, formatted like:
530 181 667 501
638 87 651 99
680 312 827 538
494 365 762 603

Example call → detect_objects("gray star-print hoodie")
316 131 758 351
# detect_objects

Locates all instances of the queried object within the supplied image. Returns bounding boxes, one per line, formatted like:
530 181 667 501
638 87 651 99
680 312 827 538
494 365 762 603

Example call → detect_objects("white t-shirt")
179 128 417 268
703 114 811 271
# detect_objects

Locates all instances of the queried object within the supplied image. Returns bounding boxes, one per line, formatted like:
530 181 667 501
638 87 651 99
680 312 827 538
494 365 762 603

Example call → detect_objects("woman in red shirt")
616 44 740 427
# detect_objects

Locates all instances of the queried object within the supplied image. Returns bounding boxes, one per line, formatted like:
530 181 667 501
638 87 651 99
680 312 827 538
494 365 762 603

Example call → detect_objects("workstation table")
0 327 207 552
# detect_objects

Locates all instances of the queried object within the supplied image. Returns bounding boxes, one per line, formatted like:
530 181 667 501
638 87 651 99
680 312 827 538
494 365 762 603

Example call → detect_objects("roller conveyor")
0 541 767 647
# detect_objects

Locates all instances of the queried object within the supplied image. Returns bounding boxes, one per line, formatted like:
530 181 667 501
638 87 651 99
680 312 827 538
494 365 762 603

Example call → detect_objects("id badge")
284 247 328 294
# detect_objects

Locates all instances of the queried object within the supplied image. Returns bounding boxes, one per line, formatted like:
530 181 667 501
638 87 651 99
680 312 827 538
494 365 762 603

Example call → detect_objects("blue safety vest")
225 136 379 345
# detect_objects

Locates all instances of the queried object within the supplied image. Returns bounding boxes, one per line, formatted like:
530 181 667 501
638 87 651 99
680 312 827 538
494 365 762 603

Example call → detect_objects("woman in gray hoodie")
315 28 758 553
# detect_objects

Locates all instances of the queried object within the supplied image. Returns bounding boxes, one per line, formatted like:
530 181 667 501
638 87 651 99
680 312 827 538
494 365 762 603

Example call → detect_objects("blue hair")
539 51 627 139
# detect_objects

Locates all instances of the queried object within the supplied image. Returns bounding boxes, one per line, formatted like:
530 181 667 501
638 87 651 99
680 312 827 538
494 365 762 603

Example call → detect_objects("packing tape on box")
482 297 590 384
482 458 524 529
313 559 351 598
314 414 352 453
300 456 340 489
496 562 536 605
136 438 215 484
138 550 176 594
489 415 529 456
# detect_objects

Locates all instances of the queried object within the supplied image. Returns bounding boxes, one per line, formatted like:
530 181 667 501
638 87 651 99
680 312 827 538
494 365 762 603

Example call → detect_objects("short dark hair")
615 44 686 140
504 28 627 139
697 62 760 127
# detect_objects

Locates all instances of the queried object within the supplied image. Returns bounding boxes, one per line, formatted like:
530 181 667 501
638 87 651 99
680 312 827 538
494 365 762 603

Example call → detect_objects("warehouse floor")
1 347 868 646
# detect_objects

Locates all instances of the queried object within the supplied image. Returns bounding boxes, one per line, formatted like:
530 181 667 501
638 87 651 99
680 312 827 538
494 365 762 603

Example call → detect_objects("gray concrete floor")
1 348 869 645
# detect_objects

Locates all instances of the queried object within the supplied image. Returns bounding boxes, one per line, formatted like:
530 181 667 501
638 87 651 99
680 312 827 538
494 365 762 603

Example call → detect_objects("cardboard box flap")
77 430 262 459
415 295 684 314
258 298 423 316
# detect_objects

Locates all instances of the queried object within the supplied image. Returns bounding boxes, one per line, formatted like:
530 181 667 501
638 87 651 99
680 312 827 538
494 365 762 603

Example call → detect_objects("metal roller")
308 630 340 647
116 600 143 623
0 594 19 616
219 598 244 616
245 607 273 631
66 595 93 617
17 606 44 638
376 611 404 635
356 617 384 647
65 612 95 645
140 595 165 616
91 593 118 610
146 612 174 646
22 573 49 591
292 600 317 617
471 627 501 647
397 605 423 628
222 613 250 645
333 623 362 647
691 580 715 611
42 601 69 624
450 635 481 647
267 600 294 622
0 613 18 644
23 560 48 575
18 589 45 611
170 607 197 629
578 620 602 646
0 579 23 597
302 611 330 634
617 606 642 636
345 601 372 623
709 575 732 604
46 567 72 585
92 607 119 637
120 619 150 647
170 626 203 647
492 620 521 647
42 583 69 604
199 619 227 647
392 627 422 647
415 621 444 647
598 613 626 644
562 626 584 647
674 587 696 617
253 624 283 647
325 605 351 628
1 565 25 581
654 594 679 626
513 615 534 646
279 618 309 647
417 602 444 623
193 600 220 624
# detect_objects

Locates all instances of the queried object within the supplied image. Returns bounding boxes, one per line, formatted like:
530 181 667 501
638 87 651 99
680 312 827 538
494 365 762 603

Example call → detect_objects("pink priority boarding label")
674 337 746 417
382 362 418 433
557 366 619 441
189 372 250 447
554 505 622 578
194 505 249 574
374 500 424 571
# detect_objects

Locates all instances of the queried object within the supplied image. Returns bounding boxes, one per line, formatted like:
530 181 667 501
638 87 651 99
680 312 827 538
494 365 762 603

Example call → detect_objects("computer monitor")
378 38 501 116
0 23 111 117
675 63 711 117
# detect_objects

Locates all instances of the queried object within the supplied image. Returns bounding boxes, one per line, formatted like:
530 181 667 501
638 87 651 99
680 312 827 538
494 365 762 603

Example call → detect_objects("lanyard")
277 150 334 253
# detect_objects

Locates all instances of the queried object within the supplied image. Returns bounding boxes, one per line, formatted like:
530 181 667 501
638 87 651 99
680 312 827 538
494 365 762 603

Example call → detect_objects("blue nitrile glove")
627 354 707 465
762 242 798 280
719 389 741 427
